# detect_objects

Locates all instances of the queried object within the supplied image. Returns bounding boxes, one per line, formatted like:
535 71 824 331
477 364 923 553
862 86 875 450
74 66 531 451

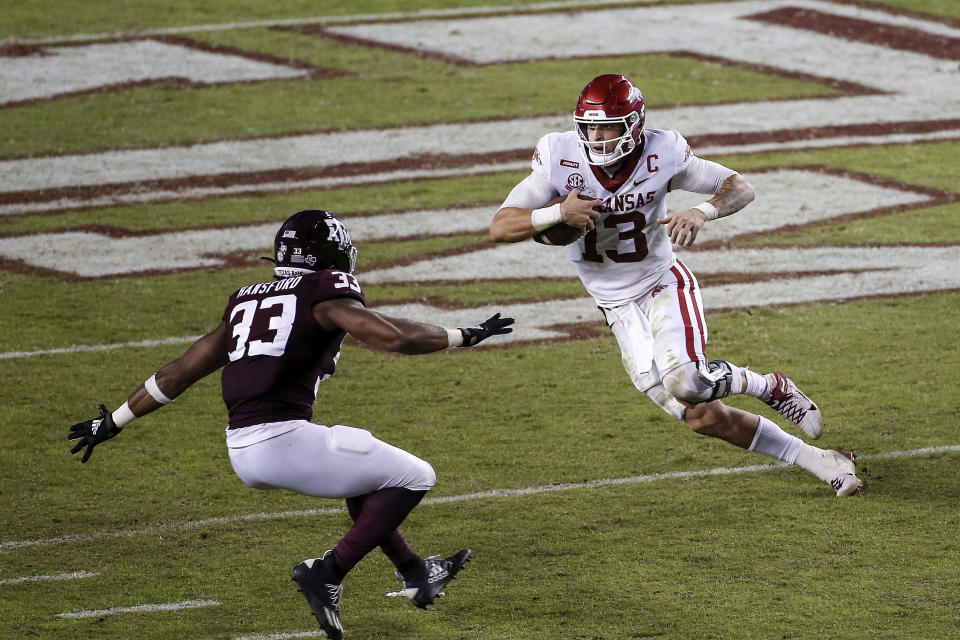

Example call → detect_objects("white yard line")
0 570 98 585
58 599 219 619
3 445 957 555
233 632 323 640
0 336 202 360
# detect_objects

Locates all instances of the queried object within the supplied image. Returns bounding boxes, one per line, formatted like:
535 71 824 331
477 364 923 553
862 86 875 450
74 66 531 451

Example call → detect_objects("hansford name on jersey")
236 276 303 298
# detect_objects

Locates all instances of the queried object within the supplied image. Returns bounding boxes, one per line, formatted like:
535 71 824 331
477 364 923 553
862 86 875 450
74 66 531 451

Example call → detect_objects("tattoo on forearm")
709 176 754 217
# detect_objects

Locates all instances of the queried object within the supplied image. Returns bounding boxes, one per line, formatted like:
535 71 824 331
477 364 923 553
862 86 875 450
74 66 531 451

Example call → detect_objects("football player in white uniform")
490 74 862 497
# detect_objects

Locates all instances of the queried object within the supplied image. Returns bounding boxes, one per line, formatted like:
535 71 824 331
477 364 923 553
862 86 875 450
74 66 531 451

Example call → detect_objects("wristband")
446 328 464 348
694 202 719 221
530 203 563 231
145 374 174 404
112 401 136 428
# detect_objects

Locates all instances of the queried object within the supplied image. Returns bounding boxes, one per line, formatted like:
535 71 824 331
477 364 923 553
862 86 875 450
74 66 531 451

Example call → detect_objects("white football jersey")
531 128 703 305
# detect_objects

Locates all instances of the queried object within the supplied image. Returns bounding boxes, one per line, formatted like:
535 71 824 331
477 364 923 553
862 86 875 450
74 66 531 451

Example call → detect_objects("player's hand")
657 207 707 247
458 313 515 347
68 404 122 464
560 189 602 234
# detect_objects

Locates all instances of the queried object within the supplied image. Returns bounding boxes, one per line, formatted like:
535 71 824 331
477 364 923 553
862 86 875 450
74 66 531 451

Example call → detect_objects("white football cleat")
827 449 863 497
765 372 824 439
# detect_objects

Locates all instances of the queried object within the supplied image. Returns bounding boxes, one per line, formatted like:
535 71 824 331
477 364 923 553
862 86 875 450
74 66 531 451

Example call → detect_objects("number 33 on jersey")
221 270 364 428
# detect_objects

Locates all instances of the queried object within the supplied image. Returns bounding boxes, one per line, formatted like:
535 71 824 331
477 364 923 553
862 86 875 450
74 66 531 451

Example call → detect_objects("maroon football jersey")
220 269 365 428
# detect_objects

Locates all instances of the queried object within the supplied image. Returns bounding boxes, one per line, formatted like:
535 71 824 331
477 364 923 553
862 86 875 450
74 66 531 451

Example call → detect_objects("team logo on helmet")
324 217 351 250
276 243 287 263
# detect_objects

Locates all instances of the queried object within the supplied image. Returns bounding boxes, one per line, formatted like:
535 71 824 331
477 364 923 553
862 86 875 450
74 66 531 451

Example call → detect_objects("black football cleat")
390 548 472 609
292 551 344 640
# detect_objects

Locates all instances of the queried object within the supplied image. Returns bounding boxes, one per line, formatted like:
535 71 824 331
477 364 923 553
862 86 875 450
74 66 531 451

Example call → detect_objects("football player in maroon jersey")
69 209 514 640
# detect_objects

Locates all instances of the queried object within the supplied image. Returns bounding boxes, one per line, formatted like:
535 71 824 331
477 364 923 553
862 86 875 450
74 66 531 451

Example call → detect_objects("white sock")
747 370 772 400
727 365 770 399
747 416 803 463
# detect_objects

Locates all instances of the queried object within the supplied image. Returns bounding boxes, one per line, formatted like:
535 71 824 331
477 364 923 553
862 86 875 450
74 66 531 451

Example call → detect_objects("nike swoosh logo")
633 176 651 186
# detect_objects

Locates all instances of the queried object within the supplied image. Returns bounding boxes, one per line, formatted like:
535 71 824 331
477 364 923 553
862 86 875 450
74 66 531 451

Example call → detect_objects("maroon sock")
344 494 418 567
334 488 426 573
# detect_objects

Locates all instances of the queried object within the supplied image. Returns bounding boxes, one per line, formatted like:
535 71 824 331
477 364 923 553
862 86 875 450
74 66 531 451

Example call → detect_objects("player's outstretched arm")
315 298 514 354
67 322 230 463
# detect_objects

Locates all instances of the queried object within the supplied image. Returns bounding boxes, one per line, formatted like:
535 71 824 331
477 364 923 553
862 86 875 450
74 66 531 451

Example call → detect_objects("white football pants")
226 420 436 499
601 260 708 420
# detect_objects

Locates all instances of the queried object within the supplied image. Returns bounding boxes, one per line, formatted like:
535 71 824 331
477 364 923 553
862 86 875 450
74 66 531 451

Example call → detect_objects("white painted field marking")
332 0 959 129
0 117 564 195
233 632 323 640
3 0 958 212
361 167 934 283
0 335 202 360
365 244 960 342
4 445 957 555
0 570 98 585
0 40 307 105
21 0 644 45
0 161 532 217
0 204 495 277
57 598 219 619
2 240 958 353
0 168 930 279
4 130 954 217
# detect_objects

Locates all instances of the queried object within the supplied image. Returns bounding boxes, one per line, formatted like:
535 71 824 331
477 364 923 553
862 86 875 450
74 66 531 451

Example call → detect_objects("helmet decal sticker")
324 217 352 250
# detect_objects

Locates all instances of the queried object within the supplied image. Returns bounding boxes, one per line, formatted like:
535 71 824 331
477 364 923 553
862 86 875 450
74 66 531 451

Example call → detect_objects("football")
531 194 598 246
532 221 584 246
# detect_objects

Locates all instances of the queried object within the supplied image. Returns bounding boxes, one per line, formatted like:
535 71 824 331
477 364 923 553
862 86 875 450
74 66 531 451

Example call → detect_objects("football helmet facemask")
573 74 646 167
269 209 358 278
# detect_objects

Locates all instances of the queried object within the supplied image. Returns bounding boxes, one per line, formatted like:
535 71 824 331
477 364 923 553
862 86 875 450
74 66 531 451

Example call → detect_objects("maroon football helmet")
271 209 357 278
573 74 646 166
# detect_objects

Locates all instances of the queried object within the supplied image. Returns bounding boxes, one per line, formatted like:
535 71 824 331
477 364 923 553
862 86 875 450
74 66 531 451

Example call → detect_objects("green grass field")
2 1 959 639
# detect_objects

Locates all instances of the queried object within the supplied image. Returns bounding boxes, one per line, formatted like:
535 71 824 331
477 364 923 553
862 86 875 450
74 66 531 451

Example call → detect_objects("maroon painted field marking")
746 6 960 60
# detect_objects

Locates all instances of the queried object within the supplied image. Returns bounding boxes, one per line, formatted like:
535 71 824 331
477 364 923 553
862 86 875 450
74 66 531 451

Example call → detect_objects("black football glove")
68 404 123 464
458 313 515 347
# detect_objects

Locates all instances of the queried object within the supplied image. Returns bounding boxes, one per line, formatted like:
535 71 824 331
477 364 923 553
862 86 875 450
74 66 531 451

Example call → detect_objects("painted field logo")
0 39 316 106
0 1 957 345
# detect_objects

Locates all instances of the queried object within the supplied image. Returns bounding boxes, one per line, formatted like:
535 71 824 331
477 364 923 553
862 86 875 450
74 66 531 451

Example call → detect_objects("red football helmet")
574 74 646 167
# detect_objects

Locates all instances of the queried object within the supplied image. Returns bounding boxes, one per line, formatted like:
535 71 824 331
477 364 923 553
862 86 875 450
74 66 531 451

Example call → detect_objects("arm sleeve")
500 171 560 210
671 155 736 195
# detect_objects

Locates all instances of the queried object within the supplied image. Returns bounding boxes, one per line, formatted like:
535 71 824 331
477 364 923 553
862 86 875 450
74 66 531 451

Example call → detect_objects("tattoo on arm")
709 175 755 218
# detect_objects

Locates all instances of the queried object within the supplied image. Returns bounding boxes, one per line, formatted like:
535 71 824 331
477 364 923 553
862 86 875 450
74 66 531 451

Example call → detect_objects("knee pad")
663 362 712 403
698 360 734 401
644 383 687 420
